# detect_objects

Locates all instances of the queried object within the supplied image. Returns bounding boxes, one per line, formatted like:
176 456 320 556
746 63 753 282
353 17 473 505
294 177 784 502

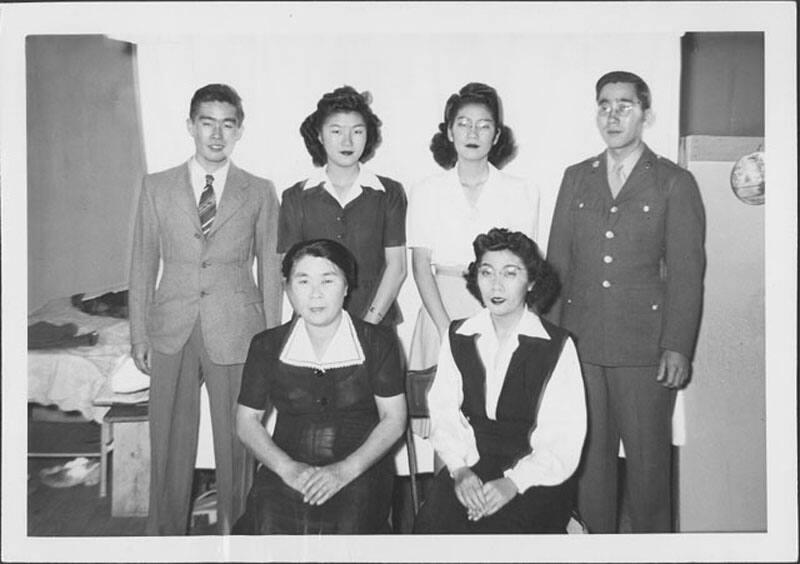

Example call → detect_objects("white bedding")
28 297 150 423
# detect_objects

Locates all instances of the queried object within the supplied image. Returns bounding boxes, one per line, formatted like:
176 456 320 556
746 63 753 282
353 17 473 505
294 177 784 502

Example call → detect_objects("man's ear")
643 108 655 128
186 118 194 135
235 123 244 141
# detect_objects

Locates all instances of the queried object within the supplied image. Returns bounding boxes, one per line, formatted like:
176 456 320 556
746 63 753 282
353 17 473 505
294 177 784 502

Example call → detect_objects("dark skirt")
413 457 576 534
232 455 394 535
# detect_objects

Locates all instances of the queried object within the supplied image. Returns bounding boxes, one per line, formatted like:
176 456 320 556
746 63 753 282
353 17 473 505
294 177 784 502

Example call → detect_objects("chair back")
405 366 437 418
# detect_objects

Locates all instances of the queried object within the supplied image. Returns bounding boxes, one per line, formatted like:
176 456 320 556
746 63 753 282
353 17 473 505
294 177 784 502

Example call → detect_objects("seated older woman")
233 239 407 534
413 228 586 534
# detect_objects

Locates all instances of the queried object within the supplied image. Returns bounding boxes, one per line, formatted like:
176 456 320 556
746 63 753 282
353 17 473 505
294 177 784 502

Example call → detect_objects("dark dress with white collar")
413 318 576 534
277 175 407 325
233 317 404 534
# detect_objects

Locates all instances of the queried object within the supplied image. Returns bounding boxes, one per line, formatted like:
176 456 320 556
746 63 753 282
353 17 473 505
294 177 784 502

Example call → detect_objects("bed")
28 296 149 425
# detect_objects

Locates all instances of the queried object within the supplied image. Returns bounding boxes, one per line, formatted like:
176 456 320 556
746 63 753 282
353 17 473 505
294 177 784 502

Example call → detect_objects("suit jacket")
129 161 282 365
546 145 705 366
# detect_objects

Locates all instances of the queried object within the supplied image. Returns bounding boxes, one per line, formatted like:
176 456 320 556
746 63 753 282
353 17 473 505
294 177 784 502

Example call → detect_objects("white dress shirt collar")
304 166 385 207
605 143 644 182
188 157 231 204
456 306 551 341
279 310 365 370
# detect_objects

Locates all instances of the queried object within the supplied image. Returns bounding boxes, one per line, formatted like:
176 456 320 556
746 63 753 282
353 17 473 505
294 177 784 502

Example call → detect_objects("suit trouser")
146 318 252 535
577 363 676 533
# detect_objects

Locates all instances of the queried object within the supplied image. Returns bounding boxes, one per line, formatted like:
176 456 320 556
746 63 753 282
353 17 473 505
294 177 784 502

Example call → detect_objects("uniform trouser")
146 319 252 535
577 363 676 533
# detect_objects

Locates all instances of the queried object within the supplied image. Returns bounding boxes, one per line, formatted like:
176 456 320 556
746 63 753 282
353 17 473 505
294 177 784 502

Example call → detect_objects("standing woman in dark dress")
414 228 586 534
233 239 407 534
278 86 407 326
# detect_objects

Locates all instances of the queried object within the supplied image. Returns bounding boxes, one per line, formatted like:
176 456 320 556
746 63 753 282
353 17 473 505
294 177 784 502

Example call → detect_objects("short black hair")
595 71 652 111
189 83 245 124
465 228 559 314
282 238 358 298
299 86 383 167
430 82 517 170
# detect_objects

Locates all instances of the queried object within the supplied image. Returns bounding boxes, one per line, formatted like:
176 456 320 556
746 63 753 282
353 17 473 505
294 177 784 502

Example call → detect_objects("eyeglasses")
477 265 524 281
454 117 495 133
597 101 640 117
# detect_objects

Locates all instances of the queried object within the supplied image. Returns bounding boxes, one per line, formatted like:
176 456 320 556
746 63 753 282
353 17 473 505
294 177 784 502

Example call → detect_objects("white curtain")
131 30 681 351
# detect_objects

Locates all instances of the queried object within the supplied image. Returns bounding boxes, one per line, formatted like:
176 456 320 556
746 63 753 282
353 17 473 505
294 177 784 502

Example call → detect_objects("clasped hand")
282 461 356 506
452 467 518 521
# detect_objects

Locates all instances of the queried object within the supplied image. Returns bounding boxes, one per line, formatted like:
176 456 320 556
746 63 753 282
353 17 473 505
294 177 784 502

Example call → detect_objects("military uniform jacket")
129 162 283 365
546 145 705 366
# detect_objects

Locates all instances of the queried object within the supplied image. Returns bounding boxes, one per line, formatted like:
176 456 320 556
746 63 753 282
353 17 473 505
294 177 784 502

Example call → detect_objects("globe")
730 151 765 205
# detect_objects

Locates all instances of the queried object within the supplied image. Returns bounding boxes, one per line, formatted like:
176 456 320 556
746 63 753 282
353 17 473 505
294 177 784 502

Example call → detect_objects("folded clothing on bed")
28 321 99 350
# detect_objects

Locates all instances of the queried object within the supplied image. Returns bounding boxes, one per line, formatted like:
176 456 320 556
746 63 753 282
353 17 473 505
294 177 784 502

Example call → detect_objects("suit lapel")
208 163 249 235
172 164 201 230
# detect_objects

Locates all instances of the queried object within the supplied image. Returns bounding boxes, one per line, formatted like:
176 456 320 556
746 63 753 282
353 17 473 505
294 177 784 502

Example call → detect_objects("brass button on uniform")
602 280 611 288
603 255 613 264
605 230 615 239
610 206 618 213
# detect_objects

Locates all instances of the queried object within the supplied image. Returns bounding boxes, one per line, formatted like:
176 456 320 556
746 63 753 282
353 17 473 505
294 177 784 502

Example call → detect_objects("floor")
27 457 220 536
28 453 429 536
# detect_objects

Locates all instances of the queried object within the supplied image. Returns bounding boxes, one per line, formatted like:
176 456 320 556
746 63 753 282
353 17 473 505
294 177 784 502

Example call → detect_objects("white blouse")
427 308 586 493
406 165 540 267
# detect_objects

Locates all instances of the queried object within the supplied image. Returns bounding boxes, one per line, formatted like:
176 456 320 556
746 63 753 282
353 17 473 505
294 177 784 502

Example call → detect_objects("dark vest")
449 316 568 475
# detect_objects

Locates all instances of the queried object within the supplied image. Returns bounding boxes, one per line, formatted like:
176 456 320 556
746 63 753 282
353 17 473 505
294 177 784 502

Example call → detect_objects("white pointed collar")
279 310 366 370
304 166 385 192
456 307 551 341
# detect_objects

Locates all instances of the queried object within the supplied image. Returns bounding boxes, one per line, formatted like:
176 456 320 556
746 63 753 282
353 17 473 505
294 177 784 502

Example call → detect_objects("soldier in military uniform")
546 71 705 533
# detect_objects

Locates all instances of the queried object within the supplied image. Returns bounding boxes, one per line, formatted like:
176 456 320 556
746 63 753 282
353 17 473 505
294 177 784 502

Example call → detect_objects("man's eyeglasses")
597 101 640 118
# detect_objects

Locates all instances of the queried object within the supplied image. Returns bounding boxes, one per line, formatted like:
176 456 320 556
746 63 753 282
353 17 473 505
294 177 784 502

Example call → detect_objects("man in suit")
546 71 705 533
129 83 282 535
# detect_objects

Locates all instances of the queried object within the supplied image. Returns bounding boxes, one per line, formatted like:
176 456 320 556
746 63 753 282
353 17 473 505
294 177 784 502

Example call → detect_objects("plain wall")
680 32 765 136
26 35 146 311
677 32 766 533
680 157 766 532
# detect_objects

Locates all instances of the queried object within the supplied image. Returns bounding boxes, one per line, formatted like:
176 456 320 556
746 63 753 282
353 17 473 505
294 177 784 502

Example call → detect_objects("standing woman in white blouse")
407 83 540 370
413 228 586 534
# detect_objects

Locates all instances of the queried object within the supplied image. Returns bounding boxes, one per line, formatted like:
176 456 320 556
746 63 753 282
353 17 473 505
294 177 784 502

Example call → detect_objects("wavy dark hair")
189 83 244 125
299 86 383 167
430 82 517 170
282 238 358 299
465 228 559 314
595 70 652 111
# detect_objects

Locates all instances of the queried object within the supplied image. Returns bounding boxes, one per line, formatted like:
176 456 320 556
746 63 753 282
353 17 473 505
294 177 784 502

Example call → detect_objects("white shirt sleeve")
427 331 480 473
503 336 586 492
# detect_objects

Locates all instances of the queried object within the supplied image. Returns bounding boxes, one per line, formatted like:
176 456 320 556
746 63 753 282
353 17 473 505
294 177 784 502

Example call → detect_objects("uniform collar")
456 307 551 341
279 310 366 370
605 143 645 179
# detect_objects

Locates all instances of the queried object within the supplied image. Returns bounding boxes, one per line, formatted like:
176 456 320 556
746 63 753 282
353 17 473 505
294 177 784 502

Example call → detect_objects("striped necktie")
198 174 216 236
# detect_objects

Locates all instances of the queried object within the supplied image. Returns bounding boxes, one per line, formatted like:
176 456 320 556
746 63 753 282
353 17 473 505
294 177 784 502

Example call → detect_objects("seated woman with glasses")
406 82 539 371
413 228 586 534
278 86 407 328
233 239 407 534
